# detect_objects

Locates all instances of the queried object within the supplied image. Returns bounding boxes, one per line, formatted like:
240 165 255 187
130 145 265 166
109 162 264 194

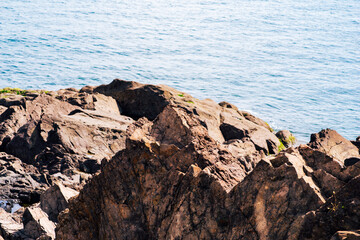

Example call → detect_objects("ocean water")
0 0 359 142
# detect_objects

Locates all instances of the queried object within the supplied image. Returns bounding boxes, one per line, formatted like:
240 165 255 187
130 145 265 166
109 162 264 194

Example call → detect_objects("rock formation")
0 80 359 240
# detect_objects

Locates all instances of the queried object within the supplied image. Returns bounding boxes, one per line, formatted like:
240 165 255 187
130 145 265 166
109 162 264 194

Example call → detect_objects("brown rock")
0 208 24 239
276 129 296 147
298 176 360 240
309 129 360 163
0 92 133 176
56 94 354 240
0 152 47 204
23 206 56 239
40 183 78 222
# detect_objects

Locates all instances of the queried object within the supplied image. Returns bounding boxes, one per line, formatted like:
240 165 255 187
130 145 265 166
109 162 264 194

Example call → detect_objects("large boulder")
276 129 296 147
82 79 281 155
309 129 360 163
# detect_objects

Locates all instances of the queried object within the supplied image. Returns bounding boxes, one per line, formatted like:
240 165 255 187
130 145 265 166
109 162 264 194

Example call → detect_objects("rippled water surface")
1 0 359 142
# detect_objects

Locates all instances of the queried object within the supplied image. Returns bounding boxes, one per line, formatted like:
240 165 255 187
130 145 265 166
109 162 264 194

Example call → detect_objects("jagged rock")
0 95 25 108
23 206 56 240
0 208 24 239
0 152 47 204
40 183 78 222
55 85 357 240
0 90 133 202
1 81 359 240
2 94 132 166
276 129 296 147
298 176 360 240
83 80 170 121
309 129 360 163
218 101 273 132
56 97 276 239
82 79 280 155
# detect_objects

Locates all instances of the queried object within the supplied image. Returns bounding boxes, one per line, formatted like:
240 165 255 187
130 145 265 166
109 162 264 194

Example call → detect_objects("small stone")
276 130 296 147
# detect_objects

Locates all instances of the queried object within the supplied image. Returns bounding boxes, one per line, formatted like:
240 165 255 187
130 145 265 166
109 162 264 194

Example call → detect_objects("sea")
1 0 359 143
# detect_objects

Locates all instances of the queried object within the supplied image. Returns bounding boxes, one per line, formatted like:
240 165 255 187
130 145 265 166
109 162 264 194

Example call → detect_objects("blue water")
1 0 359 142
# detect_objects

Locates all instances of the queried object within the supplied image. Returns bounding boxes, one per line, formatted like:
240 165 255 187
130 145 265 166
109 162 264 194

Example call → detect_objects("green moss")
278 139 286 152
282 134 296 146
287 135 296 145
0 87 27 96
186 101 194 104
178 94 184 97
265 122 274 132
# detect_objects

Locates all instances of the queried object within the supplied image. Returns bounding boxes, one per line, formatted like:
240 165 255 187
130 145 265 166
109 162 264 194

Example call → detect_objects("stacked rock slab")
0 87 134 202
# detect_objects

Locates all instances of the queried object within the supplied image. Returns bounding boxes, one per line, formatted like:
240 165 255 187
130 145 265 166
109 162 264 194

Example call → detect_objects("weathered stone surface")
0 89 133 203
1 81 359 240
83 79 170 120
40 183 78 222
309 129 360 163
56 96 276 239
298 176 360 240
55 86 359 240
23 206 56 239
218 101 273 132
0 152 46 204
0 208 23 239
83 79 281 154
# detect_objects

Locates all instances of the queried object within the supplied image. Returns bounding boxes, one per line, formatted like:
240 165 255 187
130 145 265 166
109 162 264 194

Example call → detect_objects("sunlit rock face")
1 80 359 240
55 81 360 240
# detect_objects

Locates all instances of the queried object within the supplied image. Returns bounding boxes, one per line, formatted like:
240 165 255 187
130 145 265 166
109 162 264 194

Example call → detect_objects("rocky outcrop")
1 80 359 240
0 87 134 201
54 81 360 240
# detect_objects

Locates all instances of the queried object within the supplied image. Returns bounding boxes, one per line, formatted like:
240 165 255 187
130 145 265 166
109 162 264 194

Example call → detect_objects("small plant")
328 191 342 213
186 100 194 104
178 94 184 97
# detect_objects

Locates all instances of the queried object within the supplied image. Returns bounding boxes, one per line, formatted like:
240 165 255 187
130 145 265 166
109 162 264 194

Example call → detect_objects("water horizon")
1 0 359 143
